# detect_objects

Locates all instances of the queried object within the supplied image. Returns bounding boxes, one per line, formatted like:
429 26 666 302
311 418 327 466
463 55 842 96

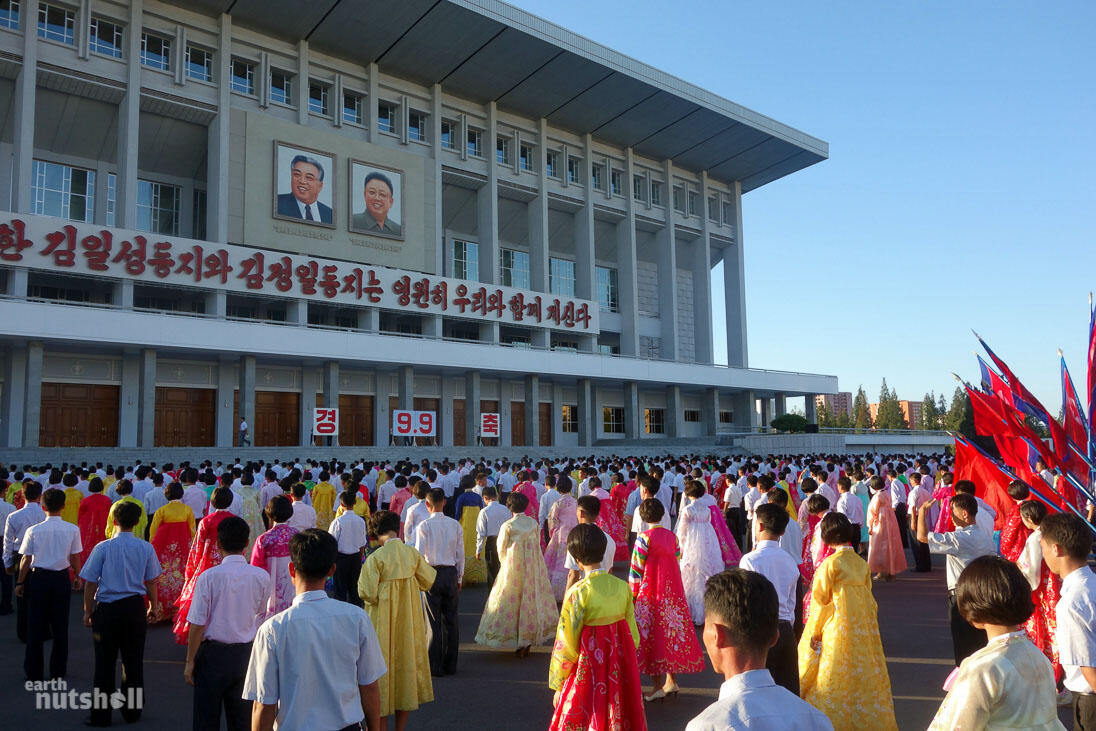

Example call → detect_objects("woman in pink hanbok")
867 475 907 581
544 479 578 602
689 479 741 567
250 494 300 618
590 479 629 563
514 472 540 521
799 493 836 624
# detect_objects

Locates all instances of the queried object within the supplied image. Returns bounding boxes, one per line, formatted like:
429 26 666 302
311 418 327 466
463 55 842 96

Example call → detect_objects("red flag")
1088 299 1096 442
1062 356 1089 452
953 437 1015 531
977 333 1053 422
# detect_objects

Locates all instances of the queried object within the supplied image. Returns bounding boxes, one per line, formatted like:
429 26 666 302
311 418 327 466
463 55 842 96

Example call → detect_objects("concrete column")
524 374 539 448
551 382 564 446
239 356 256 446
477 102 500 343
367 62 379 142
431 84 445 276
529 118 550 293
499 383 512 448
464 371 481 447
300 366 319 448
760 397 772 428
701 387 719 437
115 280 134 309
23 341 43 448
136 349 156 447
206 290 227 318
440 378 455 448
805 395 818 425
118 353 139 448
357 308 379 332
691 171 715 365
8 268 29 298
117 0 143 229
723 181 748 367
397 365 413 411
423 315 443 340
656 159 678 361
775 393 787 417
297 40 309 126
576 378 593 448
617 149 639 357
11 0 39 213
322 361 339 446
575 133 598 354
214 359 235 448
731 390 757 431
2 346 28 447
666 385 685 439
623 381 640 440
373 370 391 446
287 299 307 326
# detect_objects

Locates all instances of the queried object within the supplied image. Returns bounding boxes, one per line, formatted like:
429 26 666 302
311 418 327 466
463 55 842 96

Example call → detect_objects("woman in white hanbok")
675 481 724 625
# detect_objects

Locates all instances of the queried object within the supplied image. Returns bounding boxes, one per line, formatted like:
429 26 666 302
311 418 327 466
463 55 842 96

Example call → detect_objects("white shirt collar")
719 669 776 700
292 589 327 606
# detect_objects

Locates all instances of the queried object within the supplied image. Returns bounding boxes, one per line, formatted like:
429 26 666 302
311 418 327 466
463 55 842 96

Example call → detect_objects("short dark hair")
217 516 250 553
567 523 606 567
62 472 78 488
805 494 830 515
684 480 706 499
267 494 293 523
954 480 976 496
114 479 132 496
291 483 308 499
88 476 104 493
556 475 572 494
340 490 357 508
799 476 817 494
819 512 855 546
1041 512 1093 560
703 569 779 655
638 497 664 524
1019 499 1047 526
290 153 325 181
767 488 789 509
576 495 601 518
113 500 142 530
957 555 1034 626
42 487 66 512
1006 480 1030 501
950 492 978 518
755 503 789 536
370 510 400 536
211 487 233 510
507 491 529 514
362 170 394 195
165 482 184 501
482 486 498 500
289 528 338 581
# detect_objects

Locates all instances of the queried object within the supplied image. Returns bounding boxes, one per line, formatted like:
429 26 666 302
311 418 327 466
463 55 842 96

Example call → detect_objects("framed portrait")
272 141 336 228
348 160 404 240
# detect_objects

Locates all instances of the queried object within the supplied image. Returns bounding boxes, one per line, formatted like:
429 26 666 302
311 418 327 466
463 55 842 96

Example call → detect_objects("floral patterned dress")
149 500 195 622
999 504 1032 562
250 522 300 619
548 570 646 731
696 493 741 567
544 495 578 602
173 509 231 644
627 526 705 675
1016 528 1063 683
592 488 629 563
475 514 559 649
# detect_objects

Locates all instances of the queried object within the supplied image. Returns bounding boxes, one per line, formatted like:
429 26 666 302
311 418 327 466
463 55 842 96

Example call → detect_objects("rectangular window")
721 199 733 225
645 408 665 435
140 31 171 71
672 184 685 213
496 136 511 165
231 58 255 95
633 174 646 202
684 409 701 423
32 160 95 222
377 101 397 134
688 189 699 216
598 344 619 355
88 17 123 58
343 92 363 125
185 45 213 82
545 150 559 178
549 257 575 297
106 173 116 227
440 119 455 149
553 339 579 353
590 162 604 191
519 143 534 172
269 69 293 105
603 407 624 434
136 180 181 235
0 0 18 31
466 128 482 157
596 266 618 313
452 240 479 281
567 157 582 185
37 3 74 44
651 181 662 207
499 248 530 290
308 81 329 116
192 189 207 240
561 405 578 433
708 195 719 223
610 169 623 196
408 110 427 142
719 410 733 424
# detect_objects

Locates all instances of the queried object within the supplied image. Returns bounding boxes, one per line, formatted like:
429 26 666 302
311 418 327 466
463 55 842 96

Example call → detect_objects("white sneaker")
1057 689 1073 706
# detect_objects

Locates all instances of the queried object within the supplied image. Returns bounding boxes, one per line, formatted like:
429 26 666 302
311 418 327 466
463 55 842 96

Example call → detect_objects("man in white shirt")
328 491 369 607
475 486 510 585
564 495 616 594
631 479 672 535
538 475 563 539
412 488 465 676
738 504 802 696
905 473 932 572
686 568 832 731
5 481 46 642
916 492 996 666
722 475 745 550
184 515 270 730
764 489 802 564
834 476 866 553
887 469 909 549
243 529 384 731
0 490 15 615
286 483 317 532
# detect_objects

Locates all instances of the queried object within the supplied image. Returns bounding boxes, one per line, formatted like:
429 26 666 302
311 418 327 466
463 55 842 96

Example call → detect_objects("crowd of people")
1 450 1093 729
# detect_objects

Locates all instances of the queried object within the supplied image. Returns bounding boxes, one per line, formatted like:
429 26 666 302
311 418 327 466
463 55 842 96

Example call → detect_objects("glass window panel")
140 32 171 70
89 17 123 58
185 45 213 81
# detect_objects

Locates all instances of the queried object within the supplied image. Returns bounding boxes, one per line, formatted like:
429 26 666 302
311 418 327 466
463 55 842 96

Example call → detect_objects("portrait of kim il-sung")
273 142 335 227
349 161 403 239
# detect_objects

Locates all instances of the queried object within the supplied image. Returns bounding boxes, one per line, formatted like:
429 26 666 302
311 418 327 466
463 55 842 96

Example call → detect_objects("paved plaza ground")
0 551 1073 729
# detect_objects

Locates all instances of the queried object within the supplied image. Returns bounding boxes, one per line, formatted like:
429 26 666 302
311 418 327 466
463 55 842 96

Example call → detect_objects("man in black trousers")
79 501 162 727
411 488 464 676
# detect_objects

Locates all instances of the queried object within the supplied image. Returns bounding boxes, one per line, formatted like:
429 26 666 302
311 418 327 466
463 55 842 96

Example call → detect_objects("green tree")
945 386 975 438
771 413 808 433
852 386 873 432
817 401 836 428
921 392 940 430
937 393 949 423
835 410 853 429
875 379 907 429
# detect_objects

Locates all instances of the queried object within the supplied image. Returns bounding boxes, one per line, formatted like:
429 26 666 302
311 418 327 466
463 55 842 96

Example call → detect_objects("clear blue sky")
511 1 1095 411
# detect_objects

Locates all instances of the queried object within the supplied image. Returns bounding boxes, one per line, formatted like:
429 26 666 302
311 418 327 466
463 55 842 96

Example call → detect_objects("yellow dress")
61 487 83 524
358 538 437 717
105 496 148 539
798 545 897 730
312 481 336 529
334 499 370 521
458 504 488 584
149 500 196 542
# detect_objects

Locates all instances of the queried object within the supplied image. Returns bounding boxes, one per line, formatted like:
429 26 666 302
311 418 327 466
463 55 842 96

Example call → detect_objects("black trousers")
909 529 932 571
793 577 806 641
25 568 71 680
768 620 800 696
484 536 500 586
0 564 12 614
725 507 746 550
895 503 909 548
193 640 252 731
333 552 364 607
948 592 986 667
90 594 147 726
425 565 459 676
1074 693 1096 731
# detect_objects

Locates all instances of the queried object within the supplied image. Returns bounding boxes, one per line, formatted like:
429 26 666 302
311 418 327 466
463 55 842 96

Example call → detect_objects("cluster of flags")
948 299 1096 535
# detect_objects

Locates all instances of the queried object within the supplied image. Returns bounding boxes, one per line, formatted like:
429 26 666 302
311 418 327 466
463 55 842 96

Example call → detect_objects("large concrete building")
0 0 835 453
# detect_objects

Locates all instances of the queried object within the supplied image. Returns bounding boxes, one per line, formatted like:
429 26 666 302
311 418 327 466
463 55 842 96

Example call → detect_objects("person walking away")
475 486 509 586
412 488 465 676
329 490 369 607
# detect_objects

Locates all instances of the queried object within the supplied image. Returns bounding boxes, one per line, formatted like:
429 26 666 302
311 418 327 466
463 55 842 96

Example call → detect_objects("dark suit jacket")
276 193 332 224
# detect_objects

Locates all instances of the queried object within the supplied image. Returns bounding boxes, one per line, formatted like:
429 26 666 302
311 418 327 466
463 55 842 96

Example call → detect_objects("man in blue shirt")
79 501 161 727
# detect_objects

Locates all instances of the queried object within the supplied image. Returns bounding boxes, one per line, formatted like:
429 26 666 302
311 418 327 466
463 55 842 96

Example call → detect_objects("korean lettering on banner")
391 410 436 437
480 413 500 439
312 408 339 437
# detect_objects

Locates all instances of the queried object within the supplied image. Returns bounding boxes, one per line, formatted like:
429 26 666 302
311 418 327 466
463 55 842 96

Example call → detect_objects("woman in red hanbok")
77 477 112 565
515 473 540 521
1015 500 1064 685
172 488 234 644
609 474 632 529
998 481 1032 562
799 494 835 624
148 483 196 622
628 498 704 701
591 481 629 563
867 479 907 581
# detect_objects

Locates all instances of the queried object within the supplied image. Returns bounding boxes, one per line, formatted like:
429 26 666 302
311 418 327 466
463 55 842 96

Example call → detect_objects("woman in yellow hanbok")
311 472 337 528
452 476 488 584
149 483 196 622
358 510 436 731
61 473 83 524
798 512 897 731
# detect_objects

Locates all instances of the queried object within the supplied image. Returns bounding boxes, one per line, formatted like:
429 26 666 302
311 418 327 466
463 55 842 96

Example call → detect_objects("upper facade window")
185 45 213 82
140 31 171 71
38 3 74 45
270 69 293 105
231 58 255 95
32 160 95 223
88 17 123 58
0 1 19 31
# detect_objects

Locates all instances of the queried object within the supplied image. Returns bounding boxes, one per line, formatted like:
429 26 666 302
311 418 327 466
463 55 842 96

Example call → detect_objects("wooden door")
511 401 526 447
40 383 119 447
538 402 552 446
338 394 374 446
453 399 466 446
255 391 300 446
155 387 215 446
